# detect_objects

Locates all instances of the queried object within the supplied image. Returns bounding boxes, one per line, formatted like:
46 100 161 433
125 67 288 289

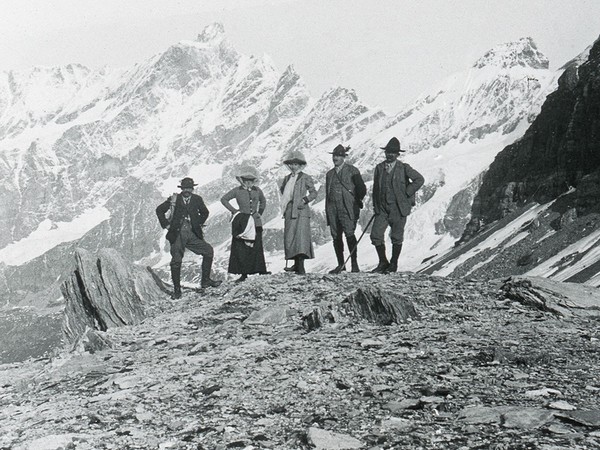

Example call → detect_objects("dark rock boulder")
302 286 421 330
343 286 421 325
502 275 600 317
61 248 163 344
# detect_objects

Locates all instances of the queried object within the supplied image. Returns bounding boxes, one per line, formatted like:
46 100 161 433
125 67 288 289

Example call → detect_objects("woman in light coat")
279 150 317 274
221 166 268 282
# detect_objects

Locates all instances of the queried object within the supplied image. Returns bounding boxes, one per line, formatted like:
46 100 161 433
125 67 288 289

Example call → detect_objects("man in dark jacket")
370 137 424 274
156 177 221 299
325 144 367 273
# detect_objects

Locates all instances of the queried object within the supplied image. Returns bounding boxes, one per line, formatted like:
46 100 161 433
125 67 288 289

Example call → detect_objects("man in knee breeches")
370 138 424 274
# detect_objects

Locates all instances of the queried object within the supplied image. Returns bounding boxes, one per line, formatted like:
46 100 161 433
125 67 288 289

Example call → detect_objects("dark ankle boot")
170 263 182 299
296 256 306 275
284 261 296 272
329 237 346 274
370 244 389 274
384 244 403 273
235 274 248 283
201 256 222 288
347 235 360 272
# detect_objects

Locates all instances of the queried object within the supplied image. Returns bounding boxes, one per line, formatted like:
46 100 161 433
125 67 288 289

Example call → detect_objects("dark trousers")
170 221 214 268
328 201 357 239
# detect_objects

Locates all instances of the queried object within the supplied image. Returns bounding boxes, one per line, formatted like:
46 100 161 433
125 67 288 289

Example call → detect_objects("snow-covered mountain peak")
473 37 549 70
196 22 226 43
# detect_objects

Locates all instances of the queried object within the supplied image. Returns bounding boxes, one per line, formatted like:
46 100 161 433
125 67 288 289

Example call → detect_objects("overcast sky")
2 0 600 112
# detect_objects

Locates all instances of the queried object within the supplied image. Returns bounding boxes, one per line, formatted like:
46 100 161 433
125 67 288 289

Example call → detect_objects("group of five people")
156 137 424 299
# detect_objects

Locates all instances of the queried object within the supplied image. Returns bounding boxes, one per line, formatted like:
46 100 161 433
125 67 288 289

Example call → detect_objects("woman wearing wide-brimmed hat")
279 150 318 274
221 165 268 282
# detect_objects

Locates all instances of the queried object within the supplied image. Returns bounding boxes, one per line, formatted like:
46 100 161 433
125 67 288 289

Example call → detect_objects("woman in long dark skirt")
221 166 267 282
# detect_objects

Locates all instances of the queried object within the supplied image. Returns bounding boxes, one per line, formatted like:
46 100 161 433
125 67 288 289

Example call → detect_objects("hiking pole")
333 213 376 274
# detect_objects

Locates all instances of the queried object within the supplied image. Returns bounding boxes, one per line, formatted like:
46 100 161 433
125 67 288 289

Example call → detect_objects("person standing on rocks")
279 150 318 275
370 137 424 273
221 165 268 282
156 177 222 299
325 144 367 273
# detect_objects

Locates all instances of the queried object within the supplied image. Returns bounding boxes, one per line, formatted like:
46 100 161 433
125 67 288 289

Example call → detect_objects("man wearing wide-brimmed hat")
325 144 366 273
370 138 424 274
156 177 222 298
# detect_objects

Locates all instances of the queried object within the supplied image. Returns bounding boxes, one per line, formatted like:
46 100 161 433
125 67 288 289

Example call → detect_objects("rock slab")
344 286 421 325
307 427 363 449
61 248 163 343
502 276 600 317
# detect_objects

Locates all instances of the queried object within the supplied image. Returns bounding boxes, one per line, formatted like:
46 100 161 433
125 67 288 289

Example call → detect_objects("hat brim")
178 184 198 188
236 176 257 182
284 159 306 165
380 147 405 153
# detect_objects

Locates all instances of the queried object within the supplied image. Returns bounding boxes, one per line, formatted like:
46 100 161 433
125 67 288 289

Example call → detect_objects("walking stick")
333 214 376 274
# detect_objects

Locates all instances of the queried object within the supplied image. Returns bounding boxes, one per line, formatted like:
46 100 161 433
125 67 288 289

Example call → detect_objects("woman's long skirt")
284 204 314 260
228 213 267 274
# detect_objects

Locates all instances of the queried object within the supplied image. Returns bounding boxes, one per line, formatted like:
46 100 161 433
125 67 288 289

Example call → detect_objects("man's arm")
156 200 171 229
351 167 367 202
404 164 425 196
196 196 210 225
372 165 381 214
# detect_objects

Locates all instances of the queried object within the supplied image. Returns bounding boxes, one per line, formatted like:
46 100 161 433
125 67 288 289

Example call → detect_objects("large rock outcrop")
61 248 163 344
302 286 421 330
502 275 600 317
465 35 600 231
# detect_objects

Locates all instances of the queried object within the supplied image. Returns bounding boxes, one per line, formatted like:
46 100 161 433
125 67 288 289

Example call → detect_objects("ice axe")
332 213 376 274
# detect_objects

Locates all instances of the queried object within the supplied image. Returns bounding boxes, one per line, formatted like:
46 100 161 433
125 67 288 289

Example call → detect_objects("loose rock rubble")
1 272 600 449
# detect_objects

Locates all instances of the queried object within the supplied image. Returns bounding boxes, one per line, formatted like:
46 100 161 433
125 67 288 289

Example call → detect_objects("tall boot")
347 235 360 273
201 256 222 288
170 263 182 299
384 244 403 273
370 244 389 274
296 255 306 275
329 237 346 274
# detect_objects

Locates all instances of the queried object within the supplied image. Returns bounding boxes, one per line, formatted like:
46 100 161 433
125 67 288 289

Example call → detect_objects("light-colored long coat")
279 171 318 259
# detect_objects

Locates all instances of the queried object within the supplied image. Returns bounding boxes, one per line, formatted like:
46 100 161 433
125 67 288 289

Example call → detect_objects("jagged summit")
197 22 226 43
473 37 549 70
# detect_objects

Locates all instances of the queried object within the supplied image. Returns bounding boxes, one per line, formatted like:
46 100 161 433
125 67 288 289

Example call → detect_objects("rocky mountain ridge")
0 24 575 310
419 34 600 282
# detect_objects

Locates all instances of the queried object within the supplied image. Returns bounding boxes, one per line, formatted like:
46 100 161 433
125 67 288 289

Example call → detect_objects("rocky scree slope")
1 259 600 449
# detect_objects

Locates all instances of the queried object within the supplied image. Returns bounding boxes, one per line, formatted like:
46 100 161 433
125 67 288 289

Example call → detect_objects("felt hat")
178 177 197 189
380 137 405 153
329 144 350 157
